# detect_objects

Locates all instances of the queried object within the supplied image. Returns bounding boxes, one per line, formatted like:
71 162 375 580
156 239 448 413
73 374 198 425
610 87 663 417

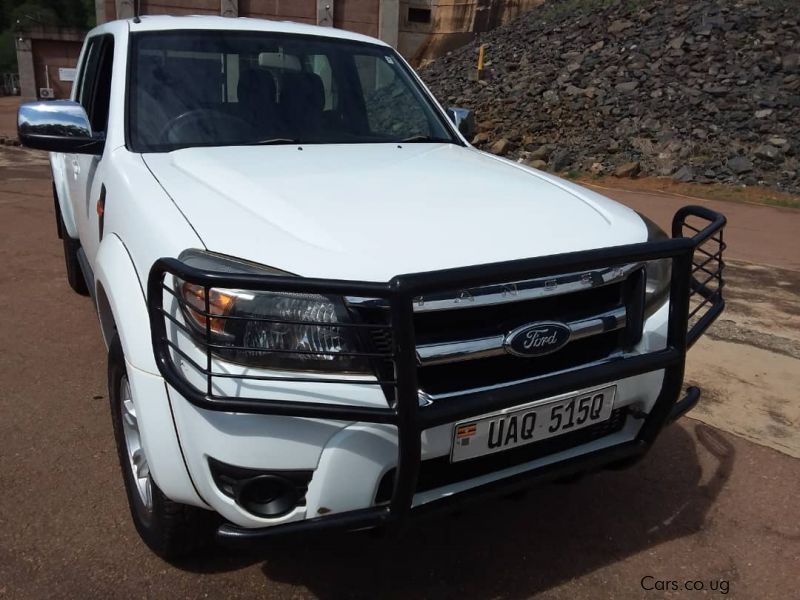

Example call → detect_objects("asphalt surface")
1 146 799 600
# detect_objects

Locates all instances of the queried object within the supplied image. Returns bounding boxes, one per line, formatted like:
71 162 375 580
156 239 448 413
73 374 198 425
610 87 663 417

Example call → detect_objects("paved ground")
0 142 798 599
0 97 19 140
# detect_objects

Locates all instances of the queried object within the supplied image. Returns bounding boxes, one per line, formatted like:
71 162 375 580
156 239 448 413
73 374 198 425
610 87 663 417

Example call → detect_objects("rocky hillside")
422 0 800 192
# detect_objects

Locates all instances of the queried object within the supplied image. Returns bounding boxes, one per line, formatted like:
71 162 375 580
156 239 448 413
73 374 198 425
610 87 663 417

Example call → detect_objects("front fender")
94 233 206 507
50 153 78 239
94 233 157 373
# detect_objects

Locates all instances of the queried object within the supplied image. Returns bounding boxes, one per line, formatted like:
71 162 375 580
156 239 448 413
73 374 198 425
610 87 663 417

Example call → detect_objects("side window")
77 36 114 135
353 54 429 139
76 39 100 110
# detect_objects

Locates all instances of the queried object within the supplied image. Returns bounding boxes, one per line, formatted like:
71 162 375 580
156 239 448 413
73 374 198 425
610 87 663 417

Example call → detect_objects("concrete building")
397 0 544 64
99 0 544 63
16 0 543 99
15 27 84 100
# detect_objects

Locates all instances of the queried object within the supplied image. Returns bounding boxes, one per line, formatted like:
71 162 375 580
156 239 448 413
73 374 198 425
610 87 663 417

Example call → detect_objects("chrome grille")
352 265 646 397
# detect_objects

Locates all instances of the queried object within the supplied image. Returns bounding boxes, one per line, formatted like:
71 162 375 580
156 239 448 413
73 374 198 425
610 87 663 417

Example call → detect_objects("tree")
0 0 96 74
0 28 14 73
9 0 88 29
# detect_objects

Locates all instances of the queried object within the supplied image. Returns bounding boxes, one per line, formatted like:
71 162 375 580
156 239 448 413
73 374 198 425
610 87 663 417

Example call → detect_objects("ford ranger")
17 15 726 559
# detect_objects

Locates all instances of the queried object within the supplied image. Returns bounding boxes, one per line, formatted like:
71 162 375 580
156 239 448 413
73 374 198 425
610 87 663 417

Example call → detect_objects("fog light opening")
235 475 298 518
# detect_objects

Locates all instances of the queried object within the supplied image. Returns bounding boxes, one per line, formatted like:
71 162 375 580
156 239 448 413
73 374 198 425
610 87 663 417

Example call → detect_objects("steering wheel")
158 109 253 145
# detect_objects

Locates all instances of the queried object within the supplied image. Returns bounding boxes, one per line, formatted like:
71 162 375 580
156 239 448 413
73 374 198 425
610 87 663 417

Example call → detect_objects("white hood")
143 144 646 281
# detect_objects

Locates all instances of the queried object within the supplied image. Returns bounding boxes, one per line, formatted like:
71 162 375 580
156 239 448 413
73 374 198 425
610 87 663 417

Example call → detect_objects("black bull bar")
146 205 726 544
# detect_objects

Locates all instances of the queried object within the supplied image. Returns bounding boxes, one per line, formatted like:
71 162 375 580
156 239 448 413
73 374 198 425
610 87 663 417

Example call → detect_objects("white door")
68 34 115 266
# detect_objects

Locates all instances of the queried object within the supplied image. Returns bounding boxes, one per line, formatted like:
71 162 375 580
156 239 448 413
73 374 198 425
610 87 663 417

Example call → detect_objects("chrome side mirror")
447 107 476 141
17 100 104 155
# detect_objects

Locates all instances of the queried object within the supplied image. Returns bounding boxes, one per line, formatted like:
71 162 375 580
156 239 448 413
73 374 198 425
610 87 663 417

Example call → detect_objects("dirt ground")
0 131 798 598
585 183 800 458
0 97 19 140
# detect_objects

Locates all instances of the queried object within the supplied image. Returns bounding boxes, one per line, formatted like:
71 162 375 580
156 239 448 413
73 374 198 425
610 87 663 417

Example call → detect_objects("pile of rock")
422 0 800 191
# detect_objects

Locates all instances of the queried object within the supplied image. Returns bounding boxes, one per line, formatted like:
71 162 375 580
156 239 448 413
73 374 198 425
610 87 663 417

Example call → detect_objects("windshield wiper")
398 135 452 143
249 138 301 146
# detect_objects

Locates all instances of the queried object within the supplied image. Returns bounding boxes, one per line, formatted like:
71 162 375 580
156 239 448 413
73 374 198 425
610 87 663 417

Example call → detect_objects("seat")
278 71 326 138
237 68 278 137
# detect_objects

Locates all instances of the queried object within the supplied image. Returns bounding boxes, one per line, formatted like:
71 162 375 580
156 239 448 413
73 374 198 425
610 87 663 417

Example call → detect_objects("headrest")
238 68 277 105
280 71 325 111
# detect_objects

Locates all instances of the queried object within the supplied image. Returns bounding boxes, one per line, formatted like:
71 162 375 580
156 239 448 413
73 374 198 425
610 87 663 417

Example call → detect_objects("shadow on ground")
178 423 734 599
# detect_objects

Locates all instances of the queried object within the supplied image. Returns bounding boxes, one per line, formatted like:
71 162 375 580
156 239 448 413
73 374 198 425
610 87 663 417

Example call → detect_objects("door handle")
71 156 80 180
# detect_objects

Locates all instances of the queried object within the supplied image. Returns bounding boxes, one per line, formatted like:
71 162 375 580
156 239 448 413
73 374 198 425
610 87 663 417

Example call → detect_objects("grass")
763 197 800 209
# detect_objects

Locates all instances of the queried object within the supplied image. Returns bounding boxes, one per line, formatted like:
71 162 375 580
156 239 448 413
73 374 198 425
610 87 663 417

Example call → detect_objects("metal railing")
147 204 726 535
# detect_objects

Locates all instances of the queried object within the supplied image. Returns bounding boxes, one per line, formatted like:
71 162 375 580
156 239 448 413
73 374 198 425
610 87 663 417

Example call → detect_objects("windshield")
127 30 459 152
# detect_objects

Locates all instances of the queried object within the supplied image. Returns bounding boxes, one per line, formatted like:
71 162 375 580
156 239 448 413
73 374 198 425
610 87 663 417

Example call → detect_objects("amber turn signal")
180 282 236 335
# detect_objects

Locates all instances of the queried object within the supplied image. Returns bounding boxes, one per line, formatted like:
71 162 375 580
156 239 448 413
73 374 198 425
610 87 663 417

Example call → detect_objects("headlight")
641 215 672 319
175 250 370 373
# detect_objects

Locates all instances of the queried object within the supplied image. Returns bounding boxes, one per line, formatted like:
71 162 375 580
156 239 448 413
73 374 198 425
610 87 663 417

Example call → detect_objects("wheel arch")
95 233 205 508
93 233 157 373
95 281 117 350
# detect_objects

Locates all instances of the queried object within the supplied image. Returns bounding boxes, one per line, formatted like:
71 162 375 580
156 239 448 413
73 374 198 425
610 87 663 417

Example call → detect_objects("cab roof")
100 14 389 47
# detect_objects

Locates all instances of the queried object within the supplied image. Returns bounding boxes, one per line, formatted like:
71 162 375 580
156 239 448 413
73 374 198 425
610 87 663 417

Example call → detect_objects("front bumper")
147 205 726 543
216 436 652 546
217 384 702 548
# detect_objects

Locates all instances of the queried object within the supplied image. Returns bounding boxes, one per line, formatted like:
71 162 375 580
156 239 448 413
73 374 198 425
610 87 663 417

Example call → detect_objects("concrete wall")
334 0 379 37
95 0 542 63
399 0 545 63
15 37 36 99
14 0 546 100
31 39 84 99
4 0 549 102
239 0 316 24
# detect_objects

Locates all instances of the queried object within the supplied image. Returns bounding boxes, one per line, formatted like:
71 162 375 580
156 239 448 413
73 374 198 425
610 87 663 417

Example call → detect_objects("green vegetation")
763 197 800 209
0 0 96 74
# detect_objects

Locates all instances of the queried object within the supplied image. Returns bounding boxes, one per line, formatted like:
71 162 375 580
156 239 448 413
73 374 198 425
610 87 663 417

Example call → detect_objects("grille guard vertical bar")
672 205 727 348
387 278 421 520
146 205 726 528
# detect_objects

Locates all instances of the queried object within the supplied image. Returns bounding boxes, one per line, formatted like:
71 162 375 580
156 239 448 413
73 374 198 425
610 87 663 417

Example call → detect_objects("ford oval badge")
504 322 571 358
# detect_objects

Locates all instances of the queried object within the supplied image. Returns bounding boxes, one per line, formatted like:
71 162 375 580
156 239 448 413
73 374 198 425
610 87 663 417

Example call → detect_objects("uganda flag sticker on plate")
455 423 477 446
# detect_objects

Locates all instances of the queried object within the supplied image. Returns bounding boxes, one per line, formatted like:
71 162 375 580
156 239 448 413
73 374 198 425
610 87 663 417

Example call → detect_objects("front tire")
108 336 216 560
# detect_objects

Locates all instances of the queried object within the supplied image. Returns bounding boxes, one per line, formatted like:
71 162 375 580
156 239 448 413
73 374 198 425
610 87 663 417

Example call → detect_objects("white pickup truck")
18 15 726 560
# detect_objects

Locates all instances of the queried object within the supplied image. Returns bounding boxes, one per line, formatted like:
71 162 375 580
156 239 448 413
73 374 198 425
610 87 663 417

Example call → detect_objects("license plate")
450 385 616 462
